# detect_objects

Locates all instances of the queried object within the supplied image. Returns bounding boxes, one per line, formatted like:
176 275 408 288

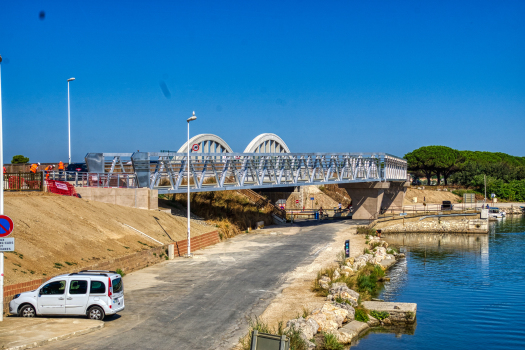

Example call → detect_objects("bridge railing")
45 171 138 188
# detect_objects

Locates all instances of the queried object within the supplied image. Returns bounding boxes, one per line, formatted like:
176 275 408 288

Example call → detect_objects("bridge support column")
339 182 390 220
381 181 410 212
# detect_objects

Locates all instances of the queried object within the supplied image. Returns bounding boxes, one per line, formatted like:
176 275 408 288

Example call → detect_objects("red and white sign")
0 215 14 238
192 144 200 151
55 183 68 191
295 200 299 204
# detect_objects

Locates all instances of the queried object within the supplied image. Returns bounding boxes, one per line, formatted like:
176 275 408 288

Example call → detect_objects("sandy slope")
3 192 213 285
404 188 461 205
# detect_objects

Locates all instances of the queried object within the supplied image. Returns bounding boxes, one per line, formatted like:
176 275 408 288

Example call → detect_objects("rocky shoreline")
282 235 416 348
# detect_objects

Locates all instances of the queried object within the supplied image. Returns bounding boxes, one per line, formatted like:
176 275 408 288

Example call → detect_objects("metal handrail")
46 171 138 188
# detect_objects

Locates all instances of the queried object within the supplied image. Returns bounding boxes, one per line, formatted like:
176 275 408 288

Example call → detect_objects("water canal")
352 215 525 350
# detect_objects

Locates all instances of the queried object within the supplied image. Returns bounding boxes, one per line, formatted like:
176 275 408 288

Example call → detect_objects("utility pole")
186 112 197 257
0 54 4 322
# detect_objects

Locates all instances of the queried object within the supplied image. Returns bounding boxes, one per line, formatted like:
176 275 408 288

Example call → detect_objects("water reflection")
350 215 525 350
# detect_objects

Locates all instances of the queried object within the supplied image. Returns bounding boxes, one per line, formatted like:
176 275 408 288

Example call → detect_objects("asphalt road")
41 221 350 350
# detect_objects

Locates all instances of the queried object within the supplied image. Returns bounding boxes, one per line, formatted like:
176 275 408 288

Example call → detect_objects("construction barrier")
3 172 43 191
47 180 79 197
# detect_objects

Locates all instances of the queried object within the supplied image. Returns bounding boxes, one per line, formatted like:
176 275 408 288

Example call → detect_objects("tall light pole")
186 111 197 257
0 54 4 322
67 77 75 164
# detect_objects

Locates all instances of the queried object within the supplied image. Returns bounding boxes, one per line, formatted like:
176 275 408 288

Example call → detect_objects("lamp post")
186 111 197 257
0 54 4 322
67 77 75 164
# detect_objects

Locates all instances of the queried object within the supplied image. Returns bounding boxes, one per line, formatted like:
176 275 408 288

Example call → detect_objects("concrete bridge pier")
381 181 410 211
339 182 390 220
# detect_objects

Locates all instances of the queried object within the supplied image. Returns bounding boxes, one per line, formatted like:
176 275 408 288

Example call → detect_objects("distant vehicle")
9 270 124 320
488 207 506 219
66 163 88 173
441 201 454 210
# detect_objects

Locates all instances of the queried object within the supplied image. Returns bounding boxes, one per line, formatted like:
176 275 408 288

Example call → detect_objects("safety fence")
2 172 44 191
46 180 79 197
46 171 137 188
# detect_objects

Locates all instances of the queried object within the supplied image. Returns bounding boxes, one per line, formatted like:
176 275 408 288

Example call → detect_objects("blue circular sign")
0 215 14 237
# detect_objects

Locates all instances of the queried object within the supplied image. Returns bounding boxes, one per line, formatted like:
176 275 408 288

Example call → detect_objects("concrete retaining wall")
379 218 488 233
75 187 158 210
3 230 220 314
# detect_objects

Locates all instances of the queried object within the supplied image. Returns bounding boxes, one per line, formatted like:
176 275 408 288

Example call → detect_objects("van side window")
40 281 66 295
69 280 88 295
90 281 106 294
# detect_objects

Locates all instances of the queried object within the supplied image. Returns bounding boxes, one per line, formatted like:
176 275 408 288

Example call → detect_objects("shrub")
357 226 376 235
11 155 29 164
318 332 344 350
370 310 389 321
363 248 371 254
355 308 369 322
116 268 126 277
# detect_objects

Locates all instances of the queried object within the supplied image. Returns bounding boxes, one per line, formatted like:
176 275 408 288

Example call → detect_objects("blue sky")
0 0 524 162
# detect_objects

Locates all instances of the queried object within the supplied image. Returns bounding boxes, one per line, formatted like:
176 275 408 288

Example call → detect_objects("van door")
37 280 67 315
66 279 89 315
111 277 124 309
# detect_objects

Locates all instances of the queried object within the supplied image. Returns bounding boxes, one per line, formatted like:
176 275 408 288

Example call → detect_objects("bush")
115 268 126 277
354 308 369 322
318 332 344 350
370 310 389 321
11 155 29 164
357 226 376 236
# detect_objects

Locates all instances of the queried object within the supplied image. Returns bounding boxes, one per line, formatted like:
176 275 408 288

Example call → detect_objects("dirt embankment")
3 192 214 285
404 188 461 205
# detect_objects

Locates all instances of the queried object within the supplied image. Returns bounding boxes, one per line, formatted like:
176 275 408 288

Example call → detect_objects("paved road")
41 221 353 350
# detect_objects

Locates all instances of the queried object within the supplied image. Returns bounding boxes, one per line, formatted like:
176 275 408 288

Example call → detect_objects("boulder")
319 275 331 289
373 246 387 258
329 283 360 307
332 301 355 320
336 321 370 344
333 269 341 280
345 257 355 266
367 315 380 327
307 303 349 333
341 265 354 276
285 317 320 344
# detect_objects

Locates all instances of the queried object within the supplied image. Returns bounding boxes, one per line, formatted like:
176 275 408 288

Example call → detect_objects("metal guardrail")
46 171 137 188
3 172 44 191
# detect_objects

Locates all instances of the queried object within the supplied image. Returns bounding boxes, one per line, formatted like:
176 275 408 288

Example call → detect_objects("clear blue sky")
1 0 524 162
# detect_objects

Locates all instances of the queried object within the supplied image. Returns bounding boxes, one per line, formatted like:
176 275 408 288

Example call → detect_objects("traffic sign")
0 215 14 238
295 199 299 204
0 238 14 252
310 197 314 200
192 144 199 151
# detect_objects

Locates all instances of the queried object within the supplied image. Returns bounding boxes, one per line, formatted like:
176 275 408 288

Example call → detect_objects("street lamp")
0 54 4 322
67 77 75 164
186 111 197 257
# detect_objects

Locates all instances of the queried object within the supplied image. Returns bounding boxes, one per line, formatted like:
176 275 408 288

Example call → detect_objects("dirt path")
259 220 367 329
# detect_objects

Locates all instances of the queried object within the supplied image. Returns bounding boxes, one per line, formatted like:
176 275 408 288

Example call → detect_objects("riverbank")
242 223 416 349
374 215 489 233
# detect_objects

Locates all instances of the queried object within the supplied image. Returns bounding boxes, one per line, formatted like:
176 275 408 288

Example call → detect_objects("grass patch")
370 310 389 321
115 268 126 277
64 261 77 266
318 332 344 350
355 307 369 322
356 263 385 296
363 248 371 254
370 241 382 249
357 226 376 236
54 262 64 269
336 250 346 266
387 248 397 255
302 307 311 318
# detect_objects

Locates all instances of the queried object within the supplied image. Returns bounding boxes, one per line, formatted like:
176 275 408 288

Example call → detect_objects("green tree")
404 146 459 185
11 155 29 164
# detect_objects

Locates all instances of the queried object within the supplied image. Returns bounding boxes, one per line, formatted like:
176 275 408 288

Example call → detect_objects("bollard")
168 244 175 260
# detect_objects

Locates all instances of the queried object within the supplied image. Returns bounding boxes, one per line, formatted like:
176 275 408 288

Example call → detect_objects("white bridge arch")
177 134 233 154
244 133 290 153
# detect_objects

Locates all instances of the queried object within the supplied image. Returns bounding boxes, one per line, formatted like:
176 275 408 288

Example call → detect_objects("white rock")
333 269 341 280
285 317 320 343
307 303 349 333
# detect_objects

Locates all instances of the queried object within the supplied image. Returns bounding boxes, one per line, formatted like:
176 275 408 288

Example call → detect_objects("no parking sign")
0 215 13 238
192 144 199 151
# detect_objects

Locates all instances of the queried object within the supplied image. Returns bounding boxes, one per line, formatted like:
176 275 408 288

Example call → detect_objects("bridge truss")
86 152 407 194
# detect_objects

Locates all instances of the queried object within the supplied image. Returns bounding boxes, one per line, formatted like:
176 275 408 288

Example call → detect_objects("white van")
9 270 124 320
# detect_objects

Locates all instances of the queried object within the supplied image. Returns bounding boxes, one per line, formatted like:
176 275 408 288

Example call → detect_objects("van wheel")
20 304 37 317
87 306 105 320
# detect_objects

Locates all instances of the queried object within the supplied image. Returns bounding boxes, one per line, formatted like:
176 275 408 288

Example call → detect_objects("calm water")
352 215 525 350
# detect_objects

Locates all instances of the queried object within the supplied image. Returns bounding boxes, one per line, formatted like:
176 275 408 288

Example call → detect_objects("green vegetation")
11 155 29 164
354 308 369 322
64 261 77 266
116 268 126 277
318 332 344 350
54 262 64 269
405 146 525 200
238 316 307 350
370 310 389 321
386 247 397 255
363 248 371 254
357 226 376 235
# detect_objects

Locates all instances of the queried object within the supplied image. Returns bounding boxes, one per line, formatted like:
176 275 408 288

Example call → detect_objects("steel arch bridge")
85 133 407 194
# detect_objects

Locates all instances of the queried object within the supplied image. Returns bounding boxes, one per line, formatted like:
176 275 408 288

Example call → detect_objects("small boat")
488 207 506 219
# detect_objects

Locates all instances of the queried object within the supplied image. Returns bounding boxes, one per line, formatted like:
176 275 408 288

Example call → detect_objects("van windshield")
112 277 123 293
